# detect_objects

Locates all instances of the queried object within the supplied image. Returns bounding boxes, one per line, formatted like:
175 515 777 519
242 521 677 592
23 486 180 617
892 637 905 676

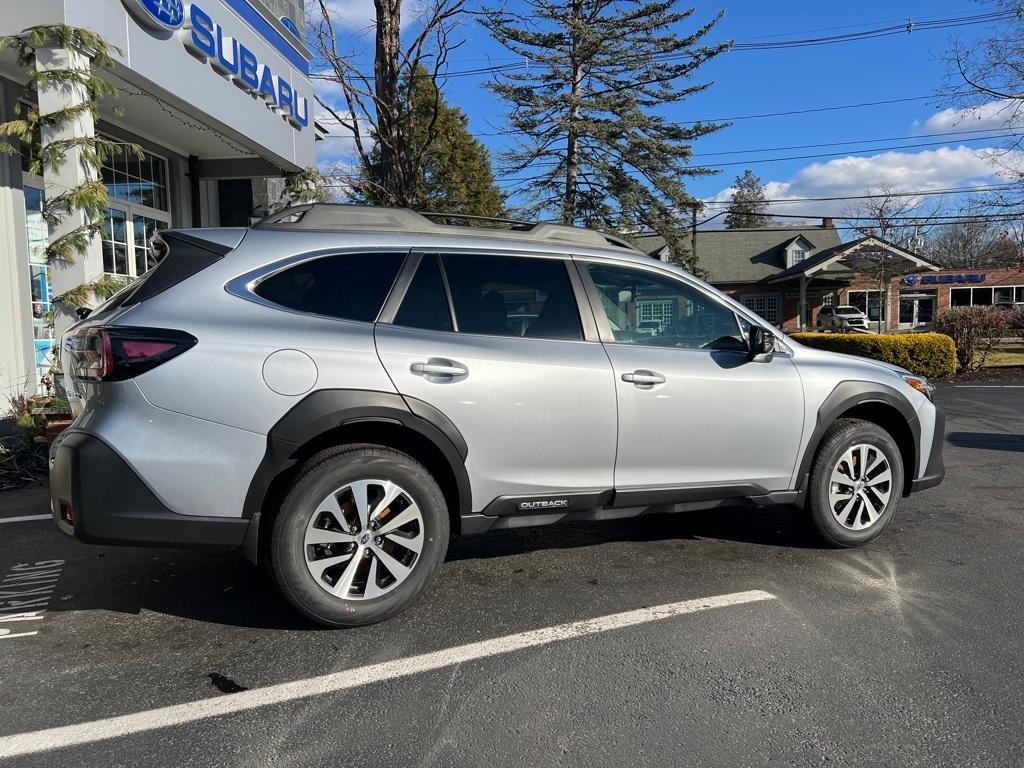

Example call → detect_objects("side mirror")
748 325 775 362
75 307 92 320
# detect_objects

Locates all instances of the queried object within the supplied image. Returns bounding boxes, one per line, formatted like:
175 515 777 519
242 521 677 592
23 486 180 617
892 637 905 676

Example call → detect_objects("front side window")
584 263 747 351
255 252 405 321
440 253 583 341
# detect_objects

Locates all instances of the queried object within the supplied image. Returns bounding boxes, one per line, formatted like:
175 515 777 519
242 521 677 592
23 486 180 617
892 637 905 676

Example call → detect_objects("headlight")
903 375 934 400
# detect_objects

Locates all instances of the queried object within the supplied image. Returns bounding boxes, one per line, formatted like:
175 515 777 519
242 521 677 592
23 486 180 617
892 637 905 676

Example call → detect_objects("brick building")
635 221 1024 332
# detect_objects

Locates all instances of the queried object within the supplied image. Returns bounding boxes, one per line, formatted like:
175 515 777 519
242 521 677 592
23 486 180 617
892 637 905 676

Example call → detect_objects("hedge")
789 332 957 379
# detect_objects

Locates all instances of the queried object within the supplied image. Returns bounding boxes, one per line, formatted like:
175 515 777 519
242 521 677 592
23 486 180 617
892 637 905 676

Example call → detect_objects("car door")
375 250 618 513
576 258 805 498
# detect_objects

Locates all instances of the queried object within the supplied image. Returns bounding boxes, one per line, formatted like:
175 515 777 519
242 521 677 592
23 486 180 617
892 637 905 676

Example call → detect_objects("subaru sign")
123 0 186 30
902 273 986 285
124 0 309 130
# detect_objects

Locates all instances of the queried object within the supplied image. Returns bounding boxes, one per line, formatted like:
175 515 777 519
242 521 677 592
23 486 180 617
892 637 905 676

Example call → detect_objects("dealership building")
636 221 1024 331
0 0 318 397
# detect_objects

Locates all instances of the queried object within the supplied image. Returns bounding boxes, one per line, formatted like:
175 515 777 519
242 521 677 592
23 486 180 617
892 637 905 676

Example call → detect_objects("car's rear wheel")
806 419 904 547
269 444 449 627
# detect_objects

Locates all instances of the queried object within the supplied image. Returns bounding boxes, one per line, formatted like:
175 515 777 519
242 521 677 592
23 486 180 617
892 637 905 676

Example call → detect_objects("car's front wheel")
806 419 904 547
269 444 449 627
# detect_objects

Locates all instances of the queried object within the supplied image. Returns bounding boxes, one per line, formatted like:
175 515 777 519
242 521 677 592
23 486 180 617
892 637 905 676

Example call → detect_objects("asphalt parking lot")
1 383 1023 767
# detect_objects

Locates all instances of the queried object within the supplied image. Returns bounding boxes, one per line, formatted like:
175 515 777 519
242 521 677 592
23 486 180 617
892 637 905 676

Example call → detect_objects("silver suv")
50 205 944 627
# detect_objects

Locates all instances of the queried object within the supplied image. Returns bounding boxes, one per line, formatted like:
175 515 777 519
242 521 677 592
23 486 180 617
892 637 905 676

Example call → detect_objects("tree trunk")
374 0 403 206
561 0 583 225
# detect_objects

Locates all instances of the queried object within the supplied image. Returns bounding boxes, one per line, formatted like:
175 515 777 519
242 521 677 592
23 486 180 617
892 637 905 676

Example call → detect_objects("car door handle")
621 370 666 386
411 359 468 378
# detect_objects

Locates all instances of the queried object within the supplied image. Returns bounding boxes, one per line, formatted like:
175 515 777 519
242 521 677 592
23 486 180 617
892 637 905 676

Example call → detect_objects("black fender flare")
242 389 472 522
794 380 920 491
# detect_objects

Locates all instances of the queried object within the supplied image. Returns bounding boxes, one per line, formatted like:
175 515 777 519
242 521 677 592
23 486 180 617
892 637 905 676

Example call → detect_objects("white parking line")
0 515 51 524
0 589 774 758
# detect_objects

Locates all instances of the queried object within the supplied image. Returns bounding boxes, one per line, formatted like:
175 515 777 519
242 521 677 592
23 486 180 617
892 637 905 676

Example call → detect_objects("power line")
699 133 1017 169
690 126 1022 159
700 183 1019 207
491 132 1016 179
311 10 1011 82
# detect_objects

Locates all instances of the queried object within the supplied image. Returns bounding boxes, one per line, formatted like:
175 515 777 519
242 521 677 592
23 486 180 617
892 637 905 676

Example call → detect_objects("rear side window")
440 253 583 340
255 252 404 322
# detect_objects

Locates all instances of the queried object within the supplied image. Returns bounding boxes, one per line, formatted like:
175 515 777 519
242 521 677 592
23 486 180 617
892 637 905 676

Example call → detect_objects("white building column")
0 82 36 398
35 44 103 344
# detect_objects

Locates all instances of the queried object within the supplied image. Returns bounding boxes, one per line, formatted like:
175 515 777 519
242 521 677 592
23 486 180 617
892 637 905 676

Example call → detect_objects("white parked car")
818 305 869 331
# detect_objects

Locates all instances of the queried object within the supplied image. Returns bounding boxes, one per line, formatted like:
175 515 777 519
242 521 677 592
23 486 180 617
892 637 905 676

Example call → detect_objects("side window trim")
377 251 423 324
574 257 755 351
435 253 461 332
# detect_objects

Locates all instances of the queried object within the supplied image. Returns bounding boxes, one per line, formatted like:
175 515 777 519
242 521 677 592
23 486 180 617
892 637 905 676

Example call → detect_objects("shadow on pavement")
447 502 823 562
19 502 821 631
947 431 1024 452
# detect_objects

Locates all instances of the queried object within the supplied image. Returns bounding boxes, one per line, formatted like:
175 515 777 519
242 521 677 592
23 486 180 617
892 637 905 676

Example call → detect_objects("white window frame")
100 138 172 279
637 299 675 330
741 294 780 325
950 285 1024 305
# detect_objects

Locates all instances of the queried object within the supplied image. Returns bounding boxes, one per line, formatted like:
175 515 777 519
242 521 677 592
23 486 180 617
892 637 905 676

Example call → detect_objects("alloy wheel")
827 443 893 531
303 479 425 600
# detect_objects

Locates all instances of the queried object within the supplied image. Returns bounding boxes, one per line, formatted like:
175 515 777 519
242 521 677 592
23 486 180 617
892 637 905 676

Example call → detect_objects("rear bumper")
49 429 250 548
910 408 945 493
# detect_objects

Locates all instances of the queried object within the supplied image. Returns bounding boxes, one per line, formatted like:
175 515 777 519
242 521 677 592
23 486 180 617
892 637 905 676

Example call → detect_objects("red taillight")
121 340 178 359
69 327 196 381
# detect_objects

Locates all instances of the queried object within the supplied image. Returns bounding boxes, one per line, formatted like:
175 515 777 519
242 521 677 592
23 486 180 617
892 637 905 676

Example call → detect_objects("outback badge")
517 499 570 511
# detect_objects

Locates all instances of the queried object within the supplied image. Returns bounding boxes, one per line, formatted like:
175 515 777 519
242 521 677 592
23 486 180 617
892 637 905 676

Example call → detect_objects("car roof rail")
252 204 642 253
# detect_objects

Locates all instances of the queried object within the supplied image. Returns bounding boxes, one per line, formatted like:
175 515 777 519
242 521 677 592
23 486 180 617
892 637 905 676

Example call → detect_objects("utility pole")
690 204 698 264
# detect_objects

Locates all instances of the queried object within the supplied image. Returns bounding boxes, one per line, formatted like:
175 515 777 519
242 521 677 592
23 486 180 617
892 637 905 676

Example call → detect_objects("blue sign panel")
280 16 301 38
903 273 986 285
123 0 186 30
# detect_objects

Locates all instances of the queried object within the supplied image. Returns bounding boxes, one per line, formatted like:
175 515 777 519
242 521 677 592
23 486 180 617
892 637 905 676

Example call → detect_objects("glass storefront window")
950 288 972 306
24 185 55 381
133 215 164 275
848 290 886 322
101 208 130 276
100 140 169 212
994 287 1015 304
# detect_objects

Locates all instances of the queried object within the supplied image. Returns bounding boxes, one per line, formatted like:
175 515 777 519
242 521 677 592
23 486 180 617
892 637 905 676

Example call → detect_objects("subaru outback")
50 205 944 627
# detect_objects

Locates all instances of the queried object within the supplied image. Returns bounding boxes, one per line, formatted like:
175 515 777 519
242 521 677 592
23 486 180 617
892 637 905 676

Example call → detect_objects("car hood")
788 340 914 381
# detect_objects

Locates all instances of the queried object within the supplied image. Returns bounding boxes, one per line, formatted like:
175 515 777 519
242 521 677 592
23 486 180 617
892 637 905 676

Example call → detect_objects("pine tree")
481 0 729 272
353 69 504 217
723 169 771 229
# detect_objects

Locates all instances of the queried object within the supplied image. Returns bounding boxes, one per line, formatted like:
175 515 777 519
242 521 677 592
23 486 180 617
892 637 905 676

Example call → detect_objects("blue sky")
314 0 1015 221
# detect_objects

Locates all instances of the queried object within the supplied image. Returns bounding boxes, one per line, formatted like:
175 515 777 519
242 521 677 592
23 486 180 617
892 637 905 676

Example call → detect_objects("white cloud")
704 146 1012 223
323 0 377 34
915 99 1023 133
322 0 424 34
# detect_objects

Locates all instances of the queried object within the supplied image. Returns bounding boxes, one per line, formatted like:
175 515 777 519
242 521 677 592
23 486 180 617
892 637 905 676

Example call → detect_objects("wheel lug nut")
363 548 372 558
349 526 359 534
374 537 383 546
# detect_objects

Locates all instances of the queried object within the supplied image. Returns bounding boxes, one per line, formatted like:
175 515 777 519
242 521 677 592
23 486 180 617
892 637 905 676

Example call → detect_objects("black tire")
269 444 449 627
806 418 904 548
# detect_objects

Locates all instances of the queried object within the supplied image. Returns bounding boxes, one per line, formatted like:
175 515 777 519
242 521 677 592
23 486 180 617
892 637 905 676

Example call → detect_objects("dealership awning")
765 235 941 329
766 235 941 283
